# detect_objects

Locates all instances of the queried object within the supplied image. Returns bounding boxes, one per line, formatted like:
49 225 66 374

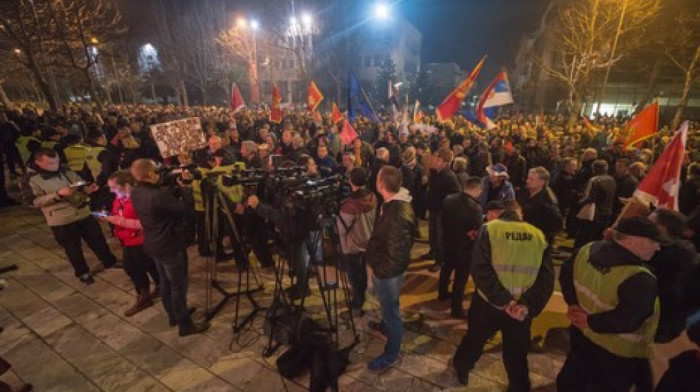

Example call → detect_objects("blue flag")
348 72 380 123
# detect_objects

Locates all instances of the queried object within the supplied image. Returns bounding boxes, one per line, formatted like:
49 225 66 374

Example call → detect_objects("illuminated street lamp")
236 17 247 29
13 48 21 55
250 19 259 31
374 3 390 20
302 13 312 31
90 37 99 45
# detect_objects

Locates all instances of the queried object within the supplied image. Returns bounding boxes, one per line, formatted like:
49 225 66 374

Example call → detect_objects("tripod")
262 203 359 358
201 177 266 333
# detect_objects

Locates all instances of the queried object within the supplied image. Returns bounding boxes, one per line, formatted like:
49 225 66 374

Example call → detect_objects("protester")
478 163 516 208
365 165 415 372
424 147 460 272
517 166 563 243
438 176 483 317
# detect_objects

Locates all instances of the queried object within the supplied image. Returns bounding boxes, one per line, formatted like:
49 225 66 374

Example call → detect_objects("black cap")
615 217 663 242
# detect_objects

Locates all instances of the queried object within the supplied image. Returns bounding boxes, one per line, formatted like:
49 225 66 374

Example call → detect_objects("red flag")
308 81 324 112
624 101 659 149
633 121 688 211
340 119 358 145
332 102 343 124
436 55 486 122
231 82 245 114
312 110 322 124
269 85 282 123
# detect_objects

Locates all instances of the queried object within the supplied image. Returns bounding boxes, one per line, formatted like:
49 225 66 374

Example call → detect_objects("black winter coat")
366 198 415 279
131 182 194 258
426 168 460 212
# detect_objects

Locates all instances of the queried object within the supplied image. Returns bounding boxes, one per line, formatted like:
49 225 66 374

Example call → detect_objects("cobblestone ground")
0 189 568 391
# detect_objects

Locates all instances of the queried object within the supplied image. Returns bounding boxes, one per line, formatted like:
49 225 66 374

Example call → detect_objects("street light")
374 3 390 20
236 17 247 29
290 16 298 26
90 37 99 45
250 19 259 31
13 48 21 55
301 13 312 29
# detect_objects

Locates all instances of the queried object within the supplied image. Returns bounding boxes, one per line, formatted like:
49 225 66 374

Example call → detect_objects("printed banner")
149 117 206 157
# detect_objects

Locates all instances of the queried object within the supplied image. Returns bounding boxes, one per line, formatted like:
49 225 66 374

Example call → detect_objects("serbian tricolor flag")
339 119 358 145
231 83 245 114
436 55 486 123
633 121 688 211
332 102 343 124
623 101 659 149
308 81 324 112
476 71 514 130
269 85 283 123
413 100 424 123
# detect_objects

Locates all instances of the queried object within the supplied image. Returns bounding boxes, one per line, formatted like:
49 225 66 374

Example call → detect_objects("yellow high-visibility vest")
573 243 659 359
64 144 88 172
85 146 105 181
15 136 40 163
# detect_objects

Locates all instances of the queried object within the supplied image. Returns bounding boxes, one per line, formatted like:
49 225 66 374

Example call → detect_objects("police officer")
62 134 90 181
453 201 553 391
557 216 662 392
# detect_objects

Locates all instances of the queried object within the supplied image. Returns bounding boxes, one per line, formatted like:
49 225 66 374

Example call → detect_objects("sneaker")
179 321 210 337
367 354 399 373
79 273 95 285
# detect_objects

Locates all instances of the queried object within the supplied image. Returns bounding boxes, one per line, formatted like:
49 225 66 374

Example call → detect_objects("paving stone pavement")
0 203 566 391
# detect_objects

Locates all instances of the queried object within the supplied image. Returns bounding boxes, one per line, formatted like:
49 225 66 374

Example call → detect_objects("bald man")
130 159 209 336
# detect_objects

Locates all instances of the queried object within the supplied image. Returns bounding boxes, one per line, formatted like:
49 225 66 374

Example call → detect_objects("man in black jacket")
517 166 563 244
365 165 415 372
130 159 209 337
438 176 483 317
613 158 638 218
557 217 661 392
453 201 553 391
424 148 461 272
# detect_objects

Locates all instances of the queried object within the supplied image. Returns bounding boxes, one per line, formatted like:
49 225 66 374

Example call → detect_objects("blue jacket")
478 177 515 208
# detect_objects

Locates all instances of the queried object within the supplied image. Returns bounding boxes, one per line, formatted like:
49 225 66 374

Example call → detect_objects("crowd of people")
1 102 700 391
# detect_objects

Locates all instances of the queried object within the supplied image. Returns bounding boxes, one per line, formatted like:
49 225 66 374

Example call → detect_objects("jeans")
50 216 118 277
374 273 404 360
152 250 193 331
344 253 367 310
123 245 160 291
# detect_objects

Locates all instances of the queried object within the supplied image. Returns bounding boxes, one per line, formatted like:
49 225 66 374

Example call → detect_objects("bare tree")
664 11 700 129
150 0 189 106
46 0 126 108
217 19 261 103
532 0 659 122
0 0 59 110
179 0 225 106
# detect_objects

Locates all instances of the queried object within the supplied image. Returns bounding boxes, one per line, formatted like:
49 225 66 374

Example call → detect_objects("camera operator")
21 148 120 284
337 167 377 317
129 158 209 336
247 155 323 300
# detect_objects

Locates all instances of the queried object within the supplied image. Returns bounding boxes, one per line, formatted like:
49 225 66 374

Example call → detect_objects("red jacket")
111 196 144 247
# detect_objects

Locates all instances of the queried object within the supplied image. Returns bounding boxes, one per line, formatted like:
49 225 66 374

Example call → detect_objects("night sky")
401 0 552 74
120 0 552 77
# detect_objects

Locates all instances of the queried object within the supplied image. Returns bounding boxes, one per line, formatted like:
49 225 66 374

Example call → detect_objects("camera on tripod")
286 174 343 213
